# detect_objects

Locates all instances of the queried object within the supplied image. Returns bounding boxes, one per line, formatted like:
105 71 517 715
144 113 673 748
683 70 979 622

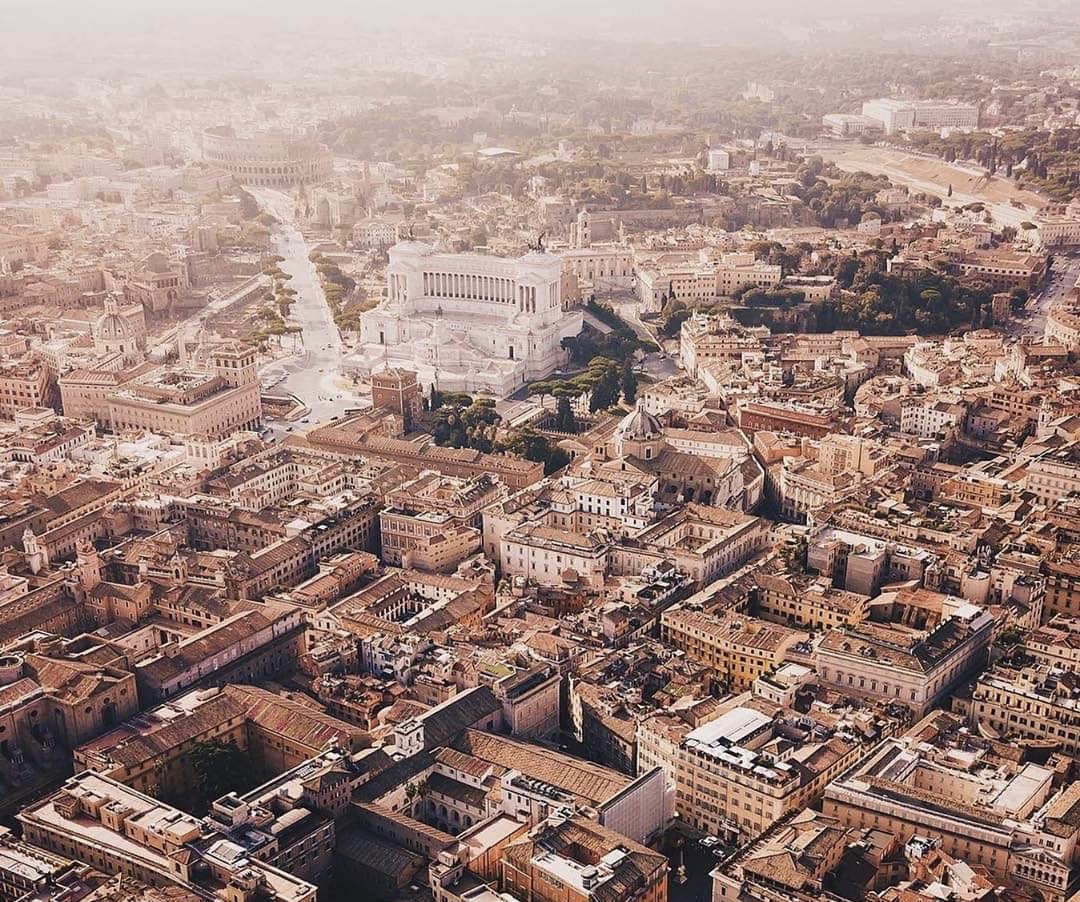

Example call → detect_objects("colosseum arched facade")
202 127 332 188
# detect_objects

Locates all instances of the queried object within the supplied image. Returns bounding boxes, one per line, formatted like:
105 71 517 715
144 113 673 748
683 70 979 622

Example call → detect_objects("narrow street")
1010 252 1080 340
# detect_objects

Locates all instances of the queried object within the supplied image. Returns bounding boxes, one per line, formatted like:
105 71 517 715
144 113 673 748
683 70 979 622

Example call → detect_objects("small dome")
617 401 662 442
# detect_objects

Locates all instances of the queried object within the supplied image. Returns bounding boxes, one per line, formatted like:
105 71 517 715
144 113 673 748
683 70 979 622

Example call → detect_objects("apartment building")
806 527 934 596
73 684 365 800
1024 615 1080 670
19 772 316 902
715 257 782 296
755 573 869 631
0 826 83 902
823 713 1079 902
737 403 837 440
400 525 482 574
637 264 715 312
0 228 52 266
499 815 668 902
134 605 307 703
638 704 862 845
661 608 808 691
962 664 1080 756
678 313 764 379
380 471 505 567
0 359 53 418
616 505 767 589
1025 442 1080 506
900 397 967 441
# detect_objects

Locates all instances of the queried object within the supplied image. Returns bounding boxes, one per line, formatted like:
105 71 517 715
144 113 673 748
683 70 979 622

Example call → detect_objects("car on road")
699 836 720 848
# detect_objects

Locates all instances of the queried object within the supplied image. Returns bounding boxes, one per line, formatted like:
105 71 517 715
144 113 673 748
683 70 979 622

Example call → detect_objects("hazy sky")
1 0 1045 37
0 0 1074 77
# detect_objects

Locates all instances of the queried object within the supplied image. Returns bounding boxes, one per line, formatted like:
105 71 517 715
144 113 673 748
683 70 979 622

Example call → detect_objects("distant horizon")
3 0 1077 71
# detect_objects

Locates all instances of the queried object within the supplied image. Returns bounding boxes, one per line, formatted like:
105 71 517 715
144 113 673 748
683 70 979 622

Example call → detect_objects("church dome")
93 296 134 344
617 401 663 442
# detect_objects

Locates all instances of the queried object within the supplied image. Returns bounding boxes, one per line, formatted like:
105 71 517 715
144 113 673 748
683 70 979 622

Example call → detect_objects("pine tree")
621 359 638 405
556 396 577 433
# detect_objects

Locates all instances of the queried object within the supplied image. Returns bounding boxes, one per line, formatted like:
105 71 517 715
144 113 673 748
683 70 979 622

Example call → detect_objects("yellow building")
965 664 1080 757
660 608 808 691
0 360 53 418
755 574 868 631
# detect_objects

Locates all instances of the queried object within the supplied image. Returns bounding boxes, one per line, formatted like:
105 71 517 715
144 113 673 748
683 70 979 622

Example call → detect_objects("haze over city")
0 6 1078 902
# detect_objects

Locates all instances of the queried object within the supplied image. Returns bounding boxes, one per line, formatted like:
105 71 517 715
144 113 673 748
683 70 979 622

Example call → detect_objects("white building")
636 254 781 313
357 242 584 397
862 98 978 134
558 244 635 292
1024 442 1080 506
900 397 967 441
706 149 731 172
822 114 883 137
1034 202 1080 249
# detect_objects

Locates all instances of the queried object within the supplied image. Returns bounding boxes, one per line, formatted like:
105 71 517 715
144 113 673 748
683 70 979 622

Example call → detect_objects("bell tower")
211 344 258 388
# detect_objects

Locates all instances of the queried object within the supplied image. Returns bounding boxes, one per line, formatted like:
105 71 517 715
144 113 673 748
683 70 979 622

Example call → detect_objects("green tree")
432 397 501 452
497 428 570 475
587 358 621 412
556 396 577 433
189 740 256 809
621 358 638 405
404 779 429 814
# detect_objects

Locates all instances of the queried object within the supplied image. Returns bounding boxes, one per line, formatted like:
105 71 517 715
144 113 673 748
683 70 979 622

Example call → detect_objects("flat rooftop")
685 706 772 748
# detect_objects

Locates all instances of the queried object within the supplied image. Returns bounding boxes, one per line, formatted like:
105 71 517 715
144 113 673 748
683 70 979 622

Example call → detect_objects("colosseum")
202 126 332 188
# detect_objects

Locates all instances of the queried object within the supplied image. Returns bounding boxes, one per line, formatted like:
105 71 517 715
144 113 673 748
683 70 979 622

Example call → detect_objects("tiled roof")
418 686 501 750
503 816 666 902
77 690 247 770
225 684 366 751
334 826 423 877
454 729 630 807
25 653 129 704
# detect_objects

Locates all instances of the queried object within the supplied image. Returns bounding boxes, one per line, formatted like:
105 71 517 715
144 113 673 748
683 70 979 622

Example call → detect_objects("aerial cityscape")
0 2 1079 902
